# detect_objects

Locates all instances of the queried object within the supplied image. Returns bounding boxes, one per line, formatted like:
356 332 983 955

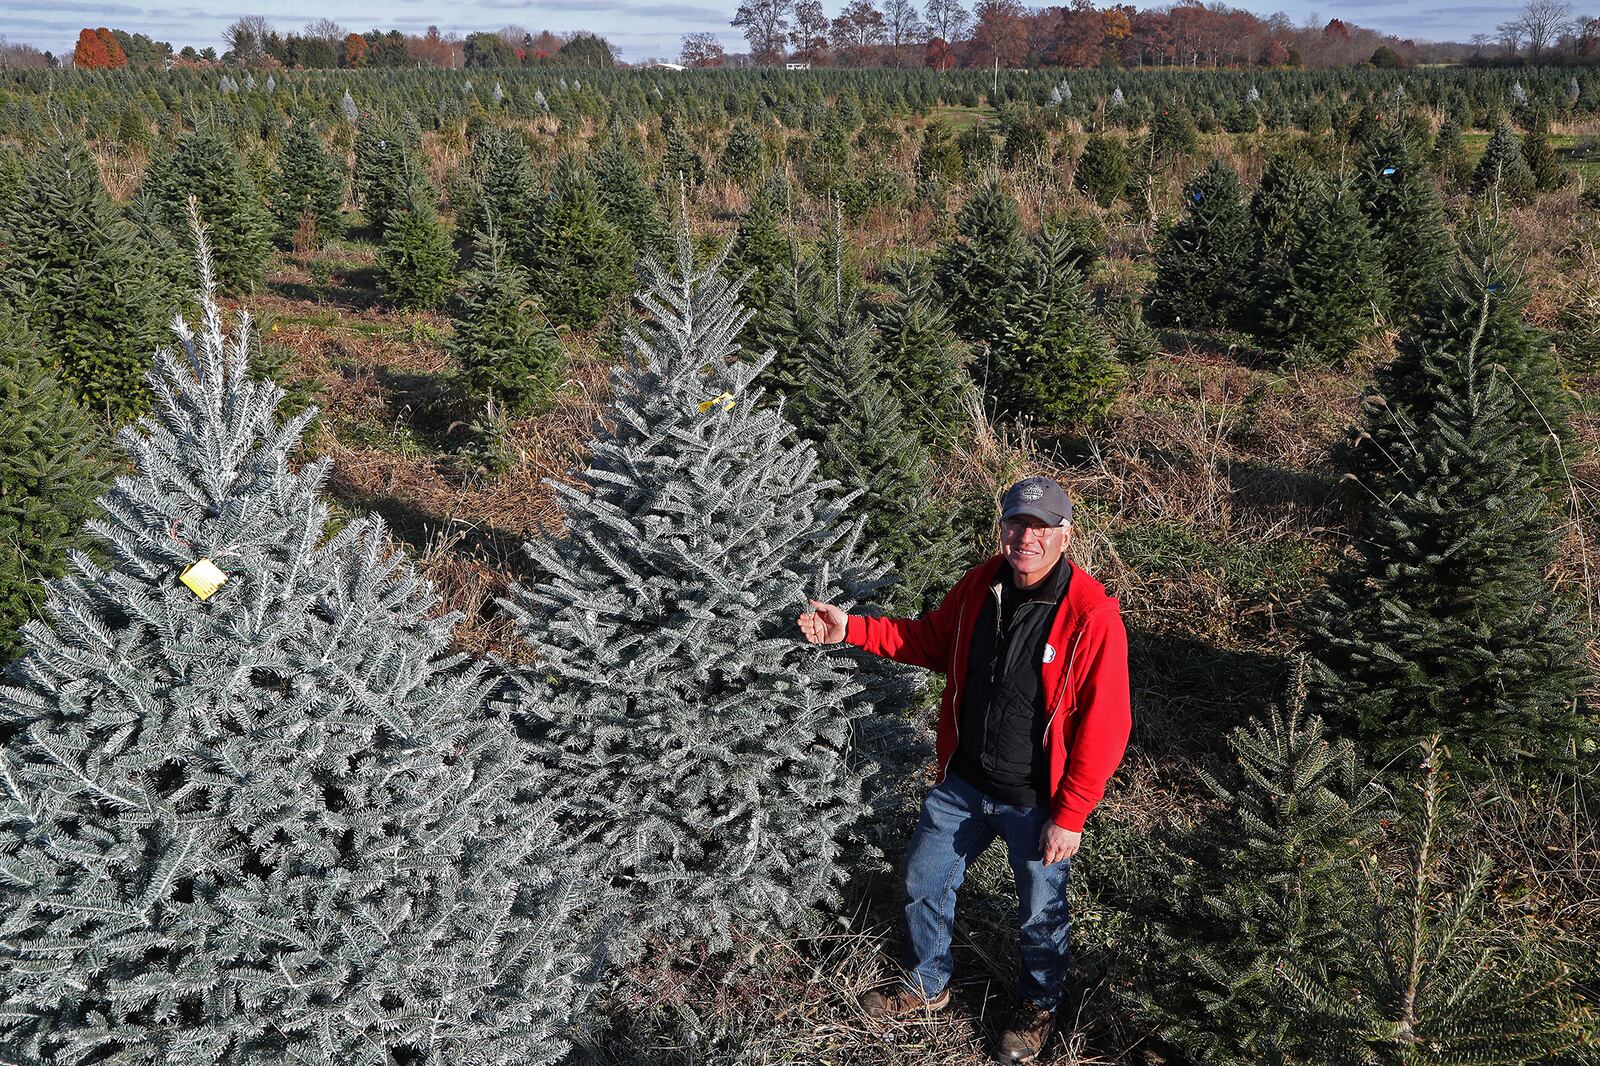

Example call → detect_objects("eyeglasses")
1000 518 1066 538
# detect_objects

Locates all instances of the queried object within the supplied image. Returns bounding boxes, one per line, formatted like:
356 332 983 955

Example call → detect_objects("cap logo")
1020 482 1045 501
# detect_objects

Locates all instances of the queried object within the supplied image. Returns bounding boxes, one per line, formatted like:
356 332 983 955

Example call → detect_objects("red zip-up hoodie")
844 554 1131 833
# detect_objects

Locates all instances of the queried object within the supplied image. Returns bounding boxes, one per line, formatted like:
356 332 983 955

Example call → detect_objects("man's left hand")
1040 822 1081 865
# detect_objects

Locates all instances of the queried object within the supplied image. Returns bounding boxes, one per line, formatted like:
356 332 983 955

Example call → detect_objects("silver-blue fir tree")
498 217 902 962
0 227 596 1066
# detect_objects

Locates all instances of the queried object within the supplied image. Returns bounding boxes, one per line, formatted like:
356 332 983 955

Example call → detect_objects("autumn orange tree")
72 27 126 69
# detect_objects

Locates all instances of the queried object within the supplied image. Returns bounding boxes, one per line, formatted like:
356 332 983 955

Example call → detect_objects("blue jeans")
899 771 1072 1011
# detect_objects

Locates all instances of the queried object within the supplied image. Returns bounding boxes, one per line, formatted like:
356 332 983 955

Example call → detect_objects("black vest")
950 557 1071 808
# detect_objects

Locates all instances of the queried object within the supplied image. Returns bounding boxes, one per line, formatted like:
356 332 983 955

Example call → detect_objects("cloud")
480 0 725 15
0 0 145 13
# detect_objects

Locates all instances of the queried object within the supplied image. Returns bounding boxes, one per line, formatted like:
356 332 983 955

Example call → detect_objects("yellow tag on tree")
697 392 735 413
179 558 228 600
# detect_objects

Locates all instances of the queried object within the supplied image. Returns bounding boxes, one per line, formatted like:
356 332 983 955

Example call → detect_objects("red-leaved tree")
73 28 112 68
96 27 128 67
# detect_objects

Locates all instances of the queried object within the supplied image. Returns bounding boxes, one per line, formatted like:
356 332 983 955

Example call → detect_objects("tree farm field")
3 65 1600 1064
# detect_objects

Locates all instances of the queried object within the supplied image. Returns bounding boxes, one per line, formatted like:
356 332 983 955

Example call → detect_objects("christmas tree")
1 136 172 423
522 153 634 331
1471 120 1536 204
1074 133 1131 208
1149 103 1199 164
376 180 456 311
866 253 975 449
914 119 963 192
125 184 195 317
785 247 965 617
719 119 767 184
756 244 834 400
457 125 538 242
1428 117 1472 193
591 128 669 263
990 221 1121 428
353 115 420 239
450 225 564 415
1305 259 1590 774
1121 665 1379 1066
1351 212 1574 496
656 111 706 192
1254 179 1388 362
0 311 110 665
1520 112 1571 194
933 177 1029 352
0 226 597 1065
1353 125 1452 324
726 172 794 361
496 217 895 961
1146 158 1254 331
1282 740 1594 1064
1249 152 1324 261
264 112 345 248
142 129 274 293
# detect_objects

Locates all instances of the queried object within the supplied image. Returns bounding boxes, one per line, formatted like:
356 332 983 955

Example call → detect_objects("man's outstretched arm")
797 573 971 674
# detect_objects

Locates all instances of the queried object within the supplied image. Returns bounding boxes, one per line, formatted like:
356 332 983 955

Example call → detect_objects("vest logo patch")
1042 643 1057 664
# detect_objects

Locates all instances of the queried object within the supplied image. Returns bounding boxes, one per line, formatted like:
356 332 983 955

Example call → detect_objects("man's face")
1000 514 1071 581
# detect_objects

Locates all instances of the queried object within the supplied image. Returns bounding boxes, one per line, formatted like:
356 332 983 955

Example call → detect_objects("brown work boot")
996 1002 1054 1062
860 982 951 1018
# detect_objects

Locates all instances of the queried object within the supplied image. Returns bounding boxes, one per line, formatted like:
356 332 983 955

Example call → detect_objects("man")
798 476 1130 1064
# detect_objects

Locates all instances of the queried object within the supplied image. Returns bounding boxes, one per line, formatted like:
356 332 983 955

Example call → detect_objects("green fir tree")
523 154 634 331
1471 120 1536 205
1254 179 1388 361
789 256 964 616
1353 125 1453 324
1428 117 1472 193
353 116 417 239
1521 113 1571 194
1250 152 1324 259
1122 669 1379 1066
991 221 1121 428
450 226 564 415
1074 133 1131 208
592 129 669 262
265 112 345 247
1351 214 1574 494
0 311 111 665
1147 159 1254 331
657 111 706 192
458 125 538 241
726 172 794 360
933 177 1029 352
376 182 456 311
1306 264 1591 775
1150 103 1199 164
142 129 274 293
866 253 975 449
1283 740 1595 1065
1 137 170 422
720 119 767 184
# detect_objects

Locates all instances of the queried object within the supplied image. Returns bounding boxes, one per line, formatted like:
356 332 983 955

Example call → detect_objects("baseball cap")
1000 476 1073 525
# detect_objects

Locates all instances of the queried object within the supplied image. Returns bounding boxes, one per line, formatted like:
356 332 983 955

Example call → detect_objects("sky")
0 0 1511 64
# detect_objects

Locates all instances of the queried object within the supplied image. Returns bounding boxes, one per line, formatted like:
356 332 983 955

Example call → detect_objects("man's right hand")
799 600 848 644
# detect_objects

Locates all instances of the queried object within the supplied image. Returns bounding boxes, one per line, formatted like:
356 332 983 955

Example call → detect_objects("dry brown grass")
570 888 1131 1065
89 142 148 201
